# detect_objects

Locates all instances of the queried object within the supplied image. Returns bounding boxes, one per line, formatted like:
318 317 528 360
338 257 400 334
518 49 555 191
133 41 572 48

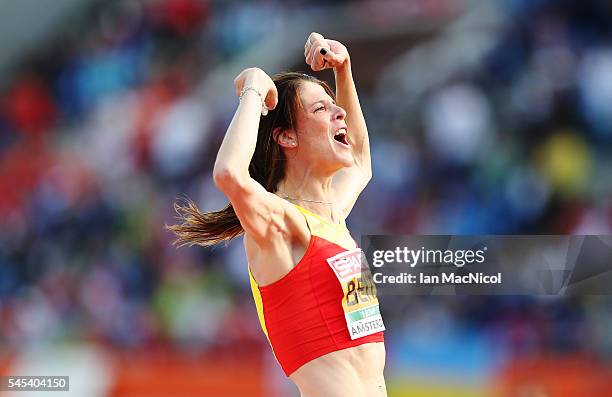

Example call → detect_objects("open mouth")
333 128 349 146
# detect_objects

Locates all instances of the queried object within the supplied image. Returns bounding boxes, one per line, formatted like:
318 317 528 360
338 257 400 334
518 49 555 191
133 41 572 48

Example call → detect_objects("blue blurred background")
0 0 611 396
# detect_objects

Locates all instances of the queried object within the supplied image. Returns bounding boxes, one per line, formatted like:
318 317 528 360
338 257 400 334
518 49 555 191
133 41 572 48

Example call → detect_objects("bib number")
327 248 386 339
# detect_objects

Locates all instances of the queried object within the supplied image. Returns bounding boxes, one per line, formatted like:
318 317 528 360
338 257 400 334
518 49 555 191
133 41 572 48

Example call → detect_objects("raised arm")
213 68 287 246
304 33 372 217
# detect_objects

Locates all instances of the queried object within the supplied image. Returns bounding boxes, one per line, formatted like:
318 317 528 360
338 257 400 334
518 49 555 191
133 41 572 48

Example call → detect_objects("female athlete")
168 32 387 397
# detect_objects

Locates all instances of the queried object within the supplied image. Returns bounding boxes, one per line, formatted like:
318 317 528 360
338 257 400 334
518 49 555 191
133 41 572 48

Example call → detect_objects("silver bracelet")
239 86 269 116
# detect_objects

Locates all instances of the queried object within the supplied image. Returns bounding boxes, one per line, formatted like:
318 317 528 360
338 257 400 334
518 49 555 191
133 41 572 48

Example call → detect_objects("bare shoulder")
278 197 310 237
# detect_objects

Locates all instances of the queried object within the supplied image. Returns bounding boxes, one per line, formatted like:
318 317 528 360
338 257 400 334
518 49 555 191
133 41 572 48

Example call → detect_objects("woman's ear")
273 128 298 148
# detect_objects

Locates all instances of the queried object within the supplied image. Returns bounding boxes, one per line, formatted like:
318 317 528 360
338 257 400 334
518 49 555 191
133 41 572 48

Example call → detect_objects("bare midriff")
290 342 387 397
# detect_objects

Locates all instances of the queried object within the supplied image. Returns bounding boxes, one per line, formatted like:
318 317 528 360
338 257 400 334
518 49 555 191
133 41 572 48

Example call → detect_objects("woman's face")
290 81 352 171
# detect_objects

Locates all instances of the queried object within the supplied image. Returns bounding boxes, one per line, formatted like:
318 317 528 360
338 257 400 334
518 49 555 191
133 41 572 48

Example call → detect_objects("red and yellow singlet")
248 204 385 376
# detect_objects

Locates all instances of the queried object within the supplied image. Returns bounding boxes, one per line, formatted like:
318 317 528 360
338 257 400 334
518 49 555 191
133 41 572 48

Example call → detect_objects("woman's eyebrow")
310 99 336 107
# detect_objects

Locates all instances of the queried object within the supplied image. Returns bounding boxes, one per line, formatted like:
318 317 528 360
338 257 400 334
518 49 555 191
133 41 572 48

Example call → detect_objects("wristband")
239 86 269 116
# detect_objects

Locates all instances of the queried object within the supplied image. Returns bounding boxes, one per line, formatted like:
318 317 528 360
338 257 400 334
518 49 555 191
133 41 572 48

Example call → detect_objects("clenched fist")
304 32 349 72
233 67 278 111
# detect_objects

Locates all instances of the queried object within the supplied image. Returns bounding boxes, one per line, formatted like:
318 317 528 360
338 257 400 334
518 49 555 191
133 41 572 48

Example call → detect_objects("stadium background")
0 0 611 396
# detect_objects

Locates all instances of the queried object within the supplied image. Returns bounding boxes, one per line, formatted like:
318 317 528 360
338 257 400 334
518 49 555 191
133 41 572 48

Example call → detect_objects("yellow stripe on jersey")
291 204 356 250
249 268 269 339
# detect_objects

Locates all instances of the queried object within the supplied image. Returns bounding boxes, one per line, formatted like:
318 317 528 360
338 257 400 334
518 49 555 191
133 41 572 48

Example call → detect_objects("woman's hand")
304 32 350 72
234 68 278 111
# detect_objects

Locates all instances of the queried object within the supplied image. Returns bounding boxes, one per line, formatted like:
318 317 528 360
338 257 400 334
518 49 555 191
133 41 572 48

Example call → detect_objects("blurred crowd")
0 0 611 381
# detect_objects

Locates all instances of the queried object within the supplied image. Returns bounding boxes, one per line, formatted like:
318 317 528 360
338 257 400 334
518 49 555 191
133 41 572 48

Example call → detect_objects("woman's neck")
276 166 341 224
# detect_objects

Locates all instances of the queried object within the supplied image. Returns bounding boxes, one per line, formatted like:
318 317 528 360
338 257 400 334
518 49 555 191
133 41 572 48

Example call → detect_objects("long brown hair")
166 72 335 247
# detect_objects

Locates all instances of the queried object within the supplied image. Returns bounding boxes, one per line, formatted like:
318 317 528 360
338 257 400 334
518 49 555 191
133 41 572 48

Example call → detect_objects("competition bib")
326 248 386 339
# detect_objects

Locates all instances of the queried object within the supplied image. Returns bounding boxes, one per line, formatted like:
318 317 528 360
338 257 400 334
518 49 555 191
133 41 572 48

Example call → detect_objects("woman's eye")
315 106 325 112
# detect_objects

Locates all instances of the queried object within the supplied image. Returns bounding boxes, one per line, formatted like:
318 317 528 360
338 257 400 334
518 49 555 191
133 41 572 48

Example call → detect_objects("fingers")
265 86 278 110
307 32 324 46
304 40 318 65
311 47 346 71
307 45 331 71
304 33 347 72
304 33 324 55
233 68 277 111
326 51 347 67
311 48 327 71
304 32 330 70
233 72 245 97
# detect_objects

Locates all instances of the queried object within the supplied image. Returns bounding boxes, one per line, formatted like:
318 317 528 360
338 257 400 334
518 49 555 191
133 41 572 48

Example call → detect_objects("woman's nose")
334 106 346 120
